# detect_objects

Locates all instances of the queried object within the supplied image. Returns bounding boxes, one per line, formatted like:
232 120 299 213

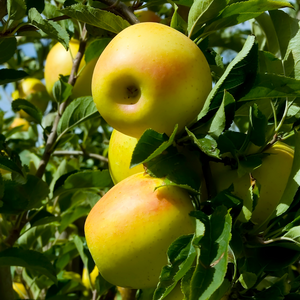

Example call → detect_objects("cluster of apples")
84 22 212 293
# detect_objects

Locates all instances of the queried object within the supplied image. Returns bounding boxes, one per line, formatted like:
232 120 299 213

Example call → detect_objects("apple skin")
135 10 161 23
84 172 195 289
92 22 212 138
44 40 98 99
12 78 49 118
108 129 144 184
210 142 294 227
82 266 99 289
10 117 30 131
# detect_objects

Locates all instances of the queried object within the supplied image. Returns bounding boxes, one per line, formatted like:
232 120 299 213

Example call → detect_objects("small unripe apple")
210 142 294 227
44 40 98 99
135 10 161 23
10 117 30 131
12 78 49 118
92 22 212 138
85 172 195 289
108 129 144 184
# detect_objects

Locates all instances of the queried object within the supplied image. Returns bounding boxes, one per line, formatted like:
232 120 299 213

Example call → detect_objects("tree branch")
53 150 108 163
97 0 140 25
35 26 88 179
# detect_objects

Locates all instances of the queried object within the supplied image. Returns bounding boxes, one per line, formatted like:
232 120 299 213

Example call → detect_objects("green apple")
108 129 144 184
210 142 294 228
12 78 49 118
44 39 98 99
92 22 212 138
85 172 195 289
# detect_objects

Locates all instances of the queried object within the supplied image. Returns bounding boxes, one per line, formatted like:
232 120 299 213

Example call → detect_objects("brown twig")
97 0 140 24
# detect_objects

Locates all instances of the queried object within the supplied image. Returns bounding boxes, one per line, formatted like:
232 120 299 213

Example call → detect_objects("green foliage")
1 0 300 299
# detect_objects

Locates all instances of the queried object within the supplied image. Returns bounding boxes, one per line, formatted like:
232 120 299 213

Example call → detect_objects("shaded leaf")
60 4 130 34
131 126 177 168
0 38 17 64
0 69 28 85
54 169 112 196
12 99 43 124
0 248 57 284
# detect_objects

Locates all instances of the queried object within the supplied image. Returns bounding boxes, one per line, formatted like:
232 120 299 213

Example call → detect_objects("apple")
12 78 49 118
44 39 98 99
108 129 144 184
135 10 161 23
9 117 30 131
210 142 294 228
84 172 195 289
82 266 99 289
13 282 27 299
92 22 212 138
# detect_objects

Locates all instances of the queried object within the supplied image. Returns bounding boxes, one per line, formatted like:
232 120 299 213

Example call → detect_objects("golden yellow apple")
12 78 49 118
210 142 294 228
13 282 27 299
44 39 98 99
108 129 144 184
135 10 161 23
92 22 212 138
9 117 30 131
85 172 195 289
82 265 99 289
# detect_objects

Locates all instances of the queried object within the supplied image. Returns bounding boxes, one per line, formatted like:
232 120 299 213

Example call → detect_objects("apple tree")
1 0 300 299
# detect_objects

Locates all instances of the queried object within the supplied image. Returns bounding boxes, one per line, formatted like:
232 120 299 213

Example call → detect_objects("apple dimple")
125 85 140 103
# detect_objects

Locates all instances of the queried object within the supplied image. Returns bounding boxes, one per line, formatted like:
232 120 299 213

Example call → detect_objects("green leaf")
0 69 28 85
59 205 90 233
269 10 300 79
199 0 294 39
188 0 228 38
73 235 95 273
95 272 114 297
154 235 197 300
57 96 100 138
60 4 130 34
239 272 257 289
186 129 220 159
0 38 17 64
209 91 235 139
240 73 300 101
54 169 112 197
85 38 111 64
7 0 27 27
28 7 69 49
0 248 57 284
25 0 45 13
0 155 23 174
131 126 177 168
248 103 268 146
198 35 258 120
189 206 232 300
12 99 43 124
170 3 187 34
255 274 291 299
52 75 73 104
